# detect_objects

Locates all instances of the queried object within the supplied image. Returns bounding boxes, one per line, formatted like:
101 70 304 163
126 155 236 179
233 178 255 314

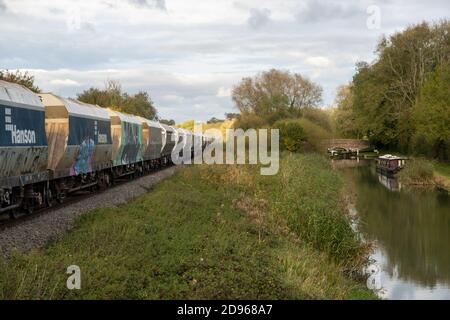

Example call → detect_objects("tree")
207 117 224 124
333 84 362 138
77 80 157 119
412 64 450 160
232 69 323 125
122 91 157 120
0 69 41 93
350 20 450 151
159 119 175 126
225 113 240 120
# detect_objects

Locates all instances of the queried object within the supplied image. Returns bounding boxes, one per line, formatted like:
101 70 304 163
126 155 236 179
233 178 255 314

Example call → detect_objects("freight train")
0 80 211 218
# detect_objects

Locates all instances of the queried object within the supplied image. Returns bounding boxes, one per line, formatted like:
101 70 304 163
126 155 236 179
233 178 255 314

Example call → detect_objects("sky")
0 0 449 122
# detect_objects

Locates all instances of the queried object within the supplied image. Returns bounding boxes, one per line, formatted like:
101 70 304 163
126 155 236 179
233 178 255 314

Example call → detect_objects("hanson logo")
10 126 37 144
4 108 37 145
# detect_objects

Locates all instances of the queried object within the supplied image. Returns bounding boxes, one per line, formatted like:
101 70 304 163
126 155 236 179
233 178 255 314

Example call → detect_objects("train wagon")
107 109 144 176
0 81 49 214
139 117 163 168
39 94 113 200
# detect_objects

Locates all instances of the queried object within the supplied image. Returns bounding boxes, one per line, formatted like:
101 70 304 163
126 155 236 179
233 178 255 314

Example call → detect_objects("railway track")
0 165 179 257
0 165 175 232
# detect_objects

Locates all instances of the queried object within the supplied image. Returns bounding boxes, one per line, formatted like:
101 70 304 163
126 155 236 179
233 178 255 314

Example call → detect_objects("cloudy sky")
0 0 448 122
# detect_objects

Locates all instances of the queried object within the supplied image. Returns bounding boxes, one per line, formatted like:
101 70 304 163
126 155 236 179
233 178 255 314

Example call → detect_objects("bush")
302 107 333 132
398 158 434 185
233 113 267 130
272 118 332 152
273 119 307 152
297 118 332 151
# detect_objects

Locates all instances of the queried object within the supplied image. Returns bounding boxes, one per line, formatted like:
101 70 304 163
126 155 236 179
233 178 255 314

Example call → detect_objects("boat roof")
378 154 407 160
0 80 44 110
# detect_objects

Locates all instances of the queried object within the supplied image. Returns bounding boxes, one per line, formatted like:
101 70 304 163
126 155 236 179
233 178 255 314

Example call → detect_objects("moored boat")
376 154 407 175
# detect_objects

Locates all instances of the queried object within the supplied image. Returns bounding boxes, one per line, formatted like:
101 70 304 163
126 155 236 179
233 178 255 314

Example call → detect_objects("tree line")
334 20 450 160
0 71 159 121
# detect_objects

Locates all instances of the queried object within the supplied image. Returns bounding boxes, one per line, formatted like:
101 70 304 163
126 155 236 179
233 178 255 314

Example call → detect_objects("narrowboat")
376 155 407 175
327 147 358 159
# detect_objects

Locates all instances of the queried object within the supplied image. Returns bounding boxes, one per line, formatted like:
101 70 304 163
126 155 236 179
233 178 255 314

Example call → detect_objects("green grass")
0 154 376 300
433 161 450 179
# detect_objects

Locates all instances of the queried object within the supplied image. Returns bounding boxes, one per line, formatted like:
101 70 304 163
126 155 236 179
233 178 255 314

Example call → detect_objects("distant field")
0 154 375 300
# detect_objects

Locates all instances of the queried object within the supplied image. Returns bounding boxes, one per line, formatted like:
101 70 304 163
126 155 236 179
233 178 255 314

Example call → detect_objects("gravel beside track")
0 166 179 257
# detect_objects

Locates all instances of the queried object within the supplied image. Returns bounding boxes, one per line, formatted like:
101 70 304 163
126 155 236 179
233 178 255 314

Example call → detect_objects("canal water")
339 161 450 300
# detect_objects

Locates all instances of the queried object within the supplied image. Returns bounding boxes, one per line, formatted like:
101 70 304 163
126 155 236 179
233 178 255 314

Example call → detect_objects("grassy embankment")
396 157 450 191
434 161 450 178
433 161 450 191
0 153 375 299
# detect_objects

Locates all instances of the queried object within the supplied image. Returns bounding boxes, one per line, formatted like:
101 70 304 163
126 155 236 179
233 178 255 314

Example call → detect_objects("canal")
339 161 450 300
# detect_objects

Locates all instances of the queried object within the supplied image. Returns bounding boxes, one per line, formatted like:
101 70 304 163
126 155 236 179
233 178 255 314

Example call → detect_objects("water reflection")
377 174 402 192
341 164 450 299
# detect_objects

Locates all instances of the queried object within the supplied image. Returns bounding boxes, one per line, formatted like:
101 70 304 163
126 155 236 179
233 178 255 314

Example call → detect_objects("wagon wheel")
25 203 34 215
56 193 65 204
105 173 112 187
45 187 54 208
9 208 19 219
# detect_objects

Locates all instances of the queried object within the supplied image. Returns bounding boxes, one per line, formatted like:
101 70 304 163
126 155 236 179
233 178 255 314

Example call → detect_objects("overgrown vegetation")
0 155 375 300
273 119 307 152
334 20 450 160
398 158 435 186
274 118 331 152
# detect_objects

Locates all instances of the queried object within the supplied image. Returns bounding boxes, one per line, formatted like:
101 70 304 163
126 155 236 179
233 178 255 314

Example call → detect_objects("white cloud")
216 87 231 98
49 78 81 87
305 56 332 68
127 0 165 9
1 0 448 121
296 0 362 24
247 8 271 29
